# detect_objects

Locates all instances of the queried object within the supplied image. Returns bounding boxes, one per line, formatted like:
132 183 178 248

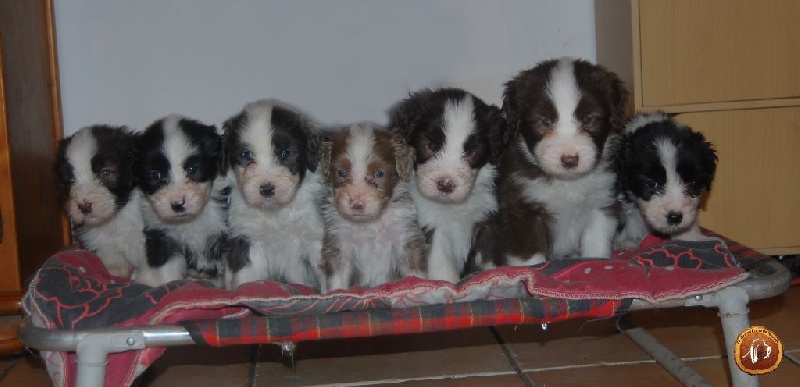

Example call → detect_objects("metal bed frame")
19 258 791 387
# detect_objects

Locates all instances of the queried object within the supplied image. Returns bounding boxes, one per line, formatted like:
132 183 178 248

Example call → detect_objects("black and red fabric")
22 233 753 387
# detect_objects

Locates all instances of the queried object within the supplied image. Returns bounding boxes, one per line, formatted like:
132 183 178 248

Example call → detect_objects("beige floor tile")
394 374 525 386
630 286 800 359
750 286 800 350
688 356 800 387
0 354 52 387
527 363 680 386
255 328 514 386
136 345 254 387
495 318 653 370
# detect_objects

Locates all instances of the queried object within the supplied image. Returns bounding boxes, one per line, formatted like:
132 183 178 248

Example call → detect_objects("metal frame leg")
688 287 758 387
74 331 145 387
715 287 758 387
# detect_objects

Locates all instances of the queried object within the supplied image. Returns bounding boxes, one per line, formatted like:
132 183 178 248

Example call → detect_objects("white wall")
55 0 596 135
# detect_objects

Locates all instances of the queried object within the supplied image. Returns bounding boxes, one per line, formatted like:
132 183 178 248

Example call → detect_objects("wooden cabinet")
596 0 800 255
0 0 68 293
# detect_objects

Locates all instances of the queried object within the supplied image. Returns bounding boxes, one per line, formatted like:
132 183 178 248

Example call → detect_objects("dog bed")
20 233 790 387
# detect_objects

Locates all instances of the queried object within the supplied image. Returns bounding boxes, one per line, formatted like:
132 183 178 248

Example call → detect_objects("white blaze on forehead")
162 114 196 186
346 124 376 183
66 128 97 183
547 58 581 136
655 138 685 200
439 96 475 163
242 102 276 168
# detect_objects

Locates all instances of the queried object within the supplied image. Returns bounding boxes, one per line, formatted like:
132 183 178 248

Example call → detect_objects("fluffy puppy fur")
134 114 228 286
223 100 325 289
495 57 628 265
319 123 427 292
53 125 145 277
614 111 718 245
388 88 509 283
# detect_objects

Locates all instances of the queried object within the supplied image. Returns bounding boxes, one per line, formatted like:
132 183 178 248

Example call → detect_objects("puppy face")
504 57 628 179
223 100 320 210
136 115 222 223
616 116 717 235
390 88 507 203
54 126 138 226
322 124 412 223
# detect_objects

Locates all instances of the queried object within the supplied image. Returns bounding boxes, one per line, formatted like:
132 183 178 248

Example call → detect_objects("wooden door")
0 37 21 292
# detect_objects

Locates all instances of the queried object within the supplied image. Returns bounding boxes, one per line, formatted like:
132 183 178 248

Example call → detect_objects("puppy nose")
561 154 579 169
260 183 276 198
350 199 365 212
77 202 93 215
666 211 683 225
437 179 455 194
171 197 186 213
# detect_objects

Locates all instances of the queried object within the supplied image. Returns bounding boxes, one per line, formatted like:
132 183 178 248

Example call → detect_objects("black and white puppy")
53 125 145 278
497 57 628 264
134 114 228 287
388 88 508 283
614 111 718 245
319 123 427 292
223 100 325 290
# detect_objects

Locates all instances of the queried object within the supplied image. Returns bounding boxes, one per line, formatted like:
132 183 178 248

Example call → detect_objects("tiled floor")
2 286 799 386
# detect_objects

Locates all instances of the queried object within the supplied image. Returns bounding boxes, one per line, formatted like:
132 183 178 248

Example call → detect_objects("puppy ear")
391 131 415 182
221 112 246 174
305 126 322 173
388 90 428 141
319 141 333 181
596 67 629 131
501 83 521 141
485 105 511 164
698 135 718 191
52 137 72 203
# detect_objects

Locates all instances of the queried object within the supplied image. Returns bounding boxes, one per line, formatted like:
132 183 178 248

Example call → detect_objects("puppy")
319 123 427 292
614 111 718 245
496 57 628 264
388 88 508 283
53 125 145 278
223 100 325 289
134 114 228 287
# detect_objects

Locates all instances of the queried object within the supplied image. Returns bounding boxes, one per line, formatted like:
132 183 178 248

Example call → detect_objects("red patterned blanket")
22 234 753 386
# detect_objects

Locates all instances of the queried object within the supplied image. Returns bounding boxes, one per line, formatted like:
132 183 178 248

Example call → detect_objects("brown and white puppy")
388 88 509 283
223 100 325 290
319 123 427 292
492 57 628 265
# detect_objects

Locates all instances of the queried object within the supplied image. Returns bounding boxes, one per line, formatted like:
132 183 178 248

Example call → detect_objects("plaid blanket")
22 234 751 387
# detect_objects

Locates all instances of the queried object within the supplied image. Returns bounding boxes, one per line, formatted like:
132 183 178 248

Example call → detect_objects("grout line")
785 352 800 366
305 371 521 387
0 355 23 382
248 344 261 387
522 354 723 373
489 326 536 387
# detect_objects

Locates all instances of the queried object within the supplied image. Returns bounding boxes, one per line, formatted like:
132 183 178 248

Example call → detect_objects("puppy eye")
336 169 348 178
373 170 385 179
579 115 594 125
98 169 114 180
280 149 292 159
644 180 659 189
240 150 255 161
185 164 197 174
539 117 553 127
463 150 476 159
149 170 162 181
